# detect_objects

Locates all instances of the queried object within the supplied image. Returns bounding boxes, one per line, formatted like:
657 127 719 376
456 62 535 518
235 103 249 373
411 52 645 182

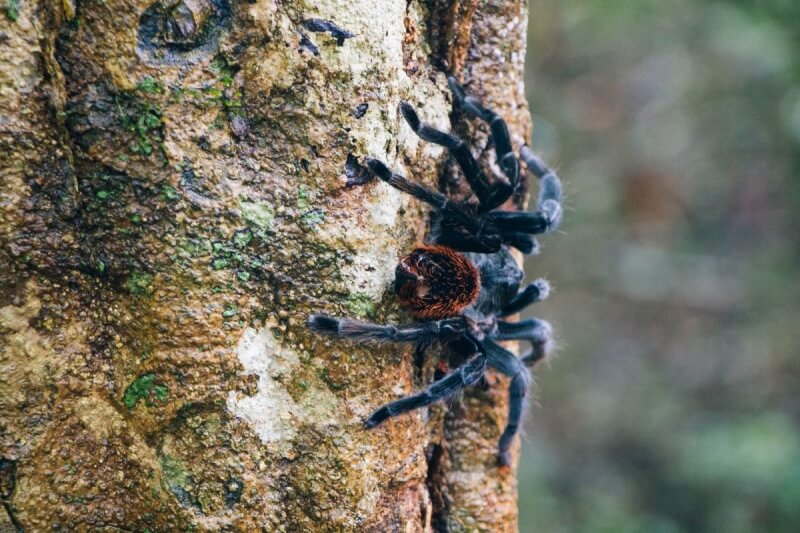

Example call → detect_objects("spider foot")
498 450 513 468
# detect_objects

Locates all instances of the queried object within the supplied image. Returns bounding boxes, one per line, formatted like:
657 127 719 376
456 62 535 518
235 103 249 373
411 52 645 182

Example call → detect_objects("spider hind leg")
499 279 550 317
364 353 487 428
496 318 555 367
483 338 533 466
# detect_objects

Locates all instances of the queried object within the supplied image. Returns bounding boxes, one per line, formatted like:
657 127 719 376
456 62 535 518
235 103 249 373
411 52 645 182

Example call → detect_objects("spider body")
308 78 563 466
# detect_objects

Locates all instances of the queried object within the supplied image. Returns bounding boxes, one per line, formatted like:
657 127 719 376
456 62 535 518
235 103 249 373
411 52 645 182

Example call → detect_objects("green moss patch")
136 76 163 95
115 89 164 158
160 454 189 488
222 304 239 318
5 0 19 22
126 271 153 295
300 209 326 230
345 293 375 318
123 373 169 409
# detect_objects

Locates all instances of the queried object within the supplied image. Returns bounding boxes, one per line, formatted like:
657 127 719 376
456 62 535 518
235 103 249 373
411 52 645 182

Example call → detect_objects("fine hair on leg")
447 76 520 206
520 145 563 231
482 338 532 465
496 318 554 366
399 101 501 207
499 279 550 317
307 314 467 344
365 158 482 232
364 353 487 428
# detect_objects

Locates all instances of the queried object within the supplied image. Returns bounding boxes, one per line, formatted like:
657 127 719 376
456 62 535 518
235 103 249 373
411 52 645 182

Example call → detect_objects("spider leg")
486 205 562 239
364 352 488 428
496 318 554 367
366 159 476 227
499 279 550 317
431 218 504 253
413 339 433 369
307 314 466 344
447 76 520 207
501 233 539 256
478 146 562 241
520 145 563 231
399 102 512 209
367 158 504 252
483 338 532 466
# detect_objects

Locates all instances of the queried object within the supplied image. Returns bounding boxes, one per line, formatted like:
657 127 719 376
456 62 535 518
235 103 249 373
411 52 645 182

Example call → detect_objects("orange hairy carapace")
394 245 480 319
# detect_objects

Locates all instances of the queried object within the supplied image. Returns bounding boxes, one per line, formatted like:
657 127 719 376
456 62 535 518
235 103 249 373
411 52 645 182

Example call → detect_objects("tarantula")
308 77 563 466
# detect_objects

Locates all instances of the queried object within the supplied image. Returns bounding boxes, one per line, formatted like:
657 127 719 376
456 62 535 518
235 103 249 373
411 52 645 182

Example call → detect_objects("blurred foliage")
520 1 800 531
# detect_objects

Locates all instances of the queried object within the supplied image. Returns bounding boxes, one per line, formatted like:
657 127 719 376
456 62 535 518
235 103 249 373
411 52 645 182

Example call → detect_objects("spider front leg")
516 145 564 233
477 145 563 240
365 352 488 428
366 158 503 253
399 102 513 210
447 76 520 201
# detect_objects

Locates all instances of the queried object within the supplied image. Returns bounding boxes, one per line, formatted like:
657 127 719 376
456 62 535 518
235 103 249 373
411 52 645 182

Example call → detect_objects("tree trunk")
0 0 531 530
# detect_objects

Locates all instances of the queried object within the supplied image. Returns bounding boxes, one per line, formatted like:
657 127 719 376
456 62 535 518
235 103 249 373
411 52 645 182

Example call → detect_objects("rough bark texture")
0 0 530 530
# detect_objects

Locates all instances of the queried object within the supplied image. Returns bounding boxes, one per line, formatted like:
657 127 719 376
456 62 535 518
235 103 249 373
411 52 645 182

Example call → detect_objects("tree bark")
0 0 530 530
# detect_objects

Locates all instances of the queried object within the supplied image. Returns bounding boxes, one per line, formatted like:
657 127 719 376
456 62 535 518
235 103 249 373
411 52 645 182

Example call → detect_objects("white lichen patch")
227 323 339 449
306 0 408 85
316 80 452 303
334 187 404 300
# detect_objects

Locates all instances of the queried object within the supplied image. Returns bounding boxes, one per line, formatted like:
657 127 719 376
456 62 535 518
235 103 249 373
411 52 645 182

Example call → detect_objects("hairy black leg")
364 353 488 428
499 279 550 317
432 219 503 253
486 209 557 236
366 158 479 228
482 147 563 239
365 158 452 212
413 340 432 369
307 314 466 344
369 159 504 252
495 318 554 367
520 349 549 368
502 233 539 255
483 339 532 465
448 77 520 205
520 145 563 230
399 102 512 209
497 373 529 466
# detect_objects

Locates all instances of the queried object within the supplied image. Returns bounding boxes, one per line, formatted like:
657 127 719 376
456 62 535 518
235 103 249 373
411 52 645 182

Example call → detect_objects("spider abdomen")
395 245 480 319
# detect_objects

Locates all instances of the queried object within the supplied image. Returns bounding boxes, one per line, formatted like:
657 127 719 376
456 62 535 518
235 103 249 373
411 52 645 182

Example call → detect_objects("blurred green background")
519 1 800 532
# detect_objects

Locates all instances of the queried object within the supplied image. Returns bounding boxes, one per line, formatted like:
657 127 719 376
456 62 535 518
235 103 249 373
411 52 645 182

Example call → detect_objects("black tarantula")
308 77 563 466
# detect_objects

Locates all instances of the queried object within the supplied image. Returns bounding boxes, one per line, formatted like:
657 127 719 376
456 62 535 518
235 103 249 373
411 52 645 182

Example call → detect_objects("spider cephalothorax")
308 77 563 466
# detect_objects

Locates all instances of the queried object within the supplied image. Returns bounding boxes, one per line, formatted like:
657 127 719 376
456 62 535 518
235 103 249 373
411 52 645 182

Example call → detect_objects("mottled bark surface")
0 0 530 530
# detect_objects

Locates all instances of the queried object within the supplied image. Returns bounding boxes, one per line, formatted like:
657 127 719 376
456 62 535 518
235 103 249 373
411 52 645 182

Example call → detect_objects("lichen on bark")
0 0 531 530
